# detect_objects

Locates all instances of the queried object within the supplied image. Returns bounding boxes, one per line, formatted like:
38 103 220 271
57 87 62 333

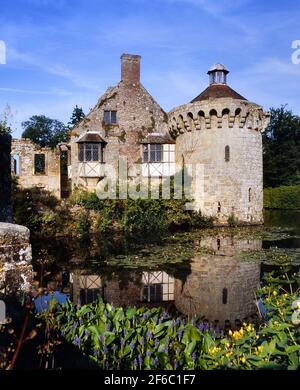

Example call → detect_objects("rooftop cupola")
207 63 229 85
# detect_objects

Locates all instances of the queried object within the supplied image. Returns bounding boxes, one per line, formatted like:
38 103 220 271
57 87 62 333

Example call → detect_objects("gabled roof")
191 84 247 103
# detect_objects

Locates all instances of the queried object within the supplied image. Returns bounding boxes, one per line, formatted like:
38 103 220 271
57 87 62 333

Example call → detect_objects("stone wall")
11 138 61 198
0 134 12 222
0 223 33 292
69 54 170 191
174 236 261 326
169 99 270 224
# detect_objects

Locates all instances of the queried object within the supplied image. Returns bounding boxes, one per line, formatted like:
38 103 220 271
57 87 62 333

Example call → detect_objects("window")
225 145 230 162
217 202 221 213
222 288 228 304
34 154 45 174
103 110 117 124
142 144 163 163
78 143 103 162
248 188 252 202
12 154 20 176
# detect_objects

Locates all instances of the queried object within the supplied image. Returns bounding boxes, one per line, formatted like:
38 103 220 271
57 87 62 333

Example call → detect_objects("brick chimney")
121 53 141 85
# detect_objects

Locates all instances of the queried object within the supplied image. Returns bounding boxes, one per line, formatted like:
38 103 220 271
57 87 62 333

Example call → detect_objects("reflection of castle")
69 235 261 327
70 270 174 307
174 236 261 326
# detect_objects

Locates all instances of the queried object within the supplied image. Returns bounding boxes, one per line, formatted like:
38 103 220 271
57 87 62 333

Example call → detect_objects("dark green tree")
68 105 85 128
22 115 69 148
263 106 300 187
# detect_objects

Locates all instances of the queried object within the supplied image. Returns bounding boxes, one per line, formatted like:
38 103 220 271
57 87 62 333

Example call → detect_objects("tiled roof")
191 84 247 102
76 132 106 143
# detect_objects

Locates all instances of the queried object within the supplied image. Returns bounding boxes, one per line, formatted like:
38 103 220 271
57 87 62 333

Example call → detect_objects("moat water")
31 210 300 328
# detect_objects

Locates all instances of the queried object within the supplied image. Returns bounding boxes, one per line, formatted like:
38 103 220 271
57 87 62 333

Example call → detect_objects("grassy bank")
264 185 300 210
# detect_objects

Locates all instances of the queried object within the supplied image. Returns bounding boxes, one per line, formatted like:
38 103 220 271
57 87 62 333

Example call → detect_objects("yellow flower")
273 291 278 296
240 356 246 364
297 302 300 310
257 346 263 353
228 330 232 336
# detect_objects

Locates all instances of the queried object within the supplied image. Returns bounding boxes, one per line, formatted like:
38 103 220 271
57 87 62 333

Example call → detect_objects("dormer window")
76 132 106 163
142 144 163 163
103 110 117 125
78 143 103 162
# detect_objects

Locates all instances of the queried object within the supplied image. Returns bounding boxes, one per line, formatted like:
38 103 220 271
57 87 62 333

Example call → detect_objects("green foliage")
71 185 214 238
11 179 68 235
40 270 300 370
264 185 300 210
68 105 85 128
22 115 69 148
76 211 91 240
227 213 238 227
0 119 11 135
263 106 300 188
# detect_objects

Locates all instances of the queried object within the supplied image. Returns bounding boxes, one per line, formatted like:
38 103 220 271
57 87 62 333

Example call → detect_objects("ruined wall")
0 223 33 292
0 134 12 222
11 138 61 198
169 99 270 225
174 236 261 326
70 54 169 191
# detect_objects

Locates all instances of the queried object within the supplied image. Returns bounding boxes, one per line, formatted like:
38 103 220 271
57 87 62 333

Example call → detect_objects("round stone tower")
169 64 270 225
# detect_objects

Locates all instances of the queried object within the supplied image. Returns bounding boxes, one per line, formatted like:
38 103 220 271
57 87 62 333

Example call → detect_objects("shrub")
227 213 238 227
264 185 300 210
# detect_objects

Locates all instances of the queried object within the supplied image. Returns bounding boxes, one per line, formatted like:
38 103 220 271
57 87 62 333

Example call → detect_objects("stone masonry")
11 138 61 198
174 235 261 326
0 222 33 292
0 134 12 222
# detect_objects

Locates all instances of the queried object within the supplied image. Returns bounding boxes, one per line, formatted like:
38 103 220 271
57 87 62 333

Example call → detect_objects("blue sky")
1 0 300 137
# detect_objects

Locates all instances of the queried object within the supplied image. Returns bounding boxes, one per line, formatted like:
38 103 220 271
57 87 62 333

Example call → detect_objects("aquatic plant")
39 270 300 370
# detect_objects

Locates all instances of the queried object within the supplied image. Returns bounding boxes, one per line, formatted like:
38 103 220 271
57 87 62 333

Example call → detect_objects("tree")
0 119 11 135
263 106 300 187
22 115 69 148
0 105 13 135
68 105 85 128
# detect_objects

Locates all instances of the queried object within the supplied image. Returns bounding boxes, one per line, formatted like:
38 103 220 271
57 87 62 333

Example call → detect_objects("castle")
11 54 270 225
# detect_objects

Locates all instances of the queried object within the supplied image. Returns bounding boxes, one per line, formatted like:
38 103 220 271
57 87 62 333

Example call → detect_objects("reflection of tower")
70 270 174 307
174 236 261 327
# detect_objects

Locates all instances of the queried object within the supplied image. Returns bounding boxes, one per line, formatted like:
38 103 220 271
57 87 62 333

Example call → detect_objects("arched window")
222 288 228 304
248 188 252 202
225 145 230 162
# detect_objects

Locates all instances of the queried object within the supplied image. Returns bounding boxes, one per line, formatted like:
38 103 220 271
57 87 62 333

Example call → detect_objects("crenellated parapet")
168 99 270 139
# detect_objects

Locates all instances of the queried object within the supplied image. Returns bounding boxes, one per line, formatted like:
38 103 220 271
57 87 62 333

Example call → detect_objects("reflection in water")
174 237 261 326
67 236 262 328
70 271 175 308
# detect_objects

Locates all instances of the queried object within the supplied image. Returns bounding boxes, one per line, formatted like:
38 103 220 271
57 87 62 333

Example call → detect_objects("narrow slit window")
34 154 45 175
12 154 20 176
225 145 230 162
222 288 228 304
248 188 252 202
218 202 221 213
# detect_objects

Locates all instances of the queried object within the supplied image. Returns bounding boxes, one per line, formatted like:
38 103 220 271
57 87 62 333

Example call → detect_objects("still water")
32 210 300 329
